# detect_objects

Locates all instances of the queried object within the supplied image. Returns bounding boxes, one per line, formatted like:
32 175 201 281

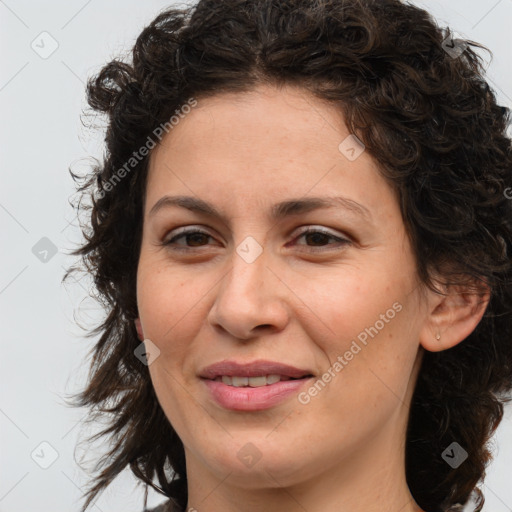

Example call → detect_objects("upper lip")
199 359 313 379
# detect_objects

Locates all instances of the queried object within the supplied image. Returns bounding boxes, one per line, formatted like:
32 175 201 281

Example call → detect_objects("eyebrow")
148 194 372 223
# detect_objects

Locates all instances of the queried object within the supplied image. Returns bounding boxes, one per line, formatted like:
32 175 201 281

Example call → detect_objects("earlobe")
134 318 144 341
419 283 490 353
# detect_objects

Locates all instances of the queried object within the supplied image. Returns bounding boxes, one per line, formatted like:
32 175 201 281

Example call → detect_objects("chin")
192 434 316 488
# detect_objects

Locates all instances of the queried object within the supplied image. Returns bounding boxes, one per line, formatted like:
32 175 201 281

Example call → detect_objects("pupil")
188 233 207 246
307 232 328 245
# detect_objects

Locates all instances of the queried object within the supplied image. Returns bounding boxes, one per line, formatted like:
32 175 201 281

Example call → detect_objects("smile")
213 375 301 387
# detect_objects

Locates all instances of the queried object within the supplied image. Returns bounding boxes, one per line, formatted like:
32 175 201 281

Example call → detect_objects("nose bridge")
223 208 270 284
224 235 269 302
208 233 289 338
223 208 285 296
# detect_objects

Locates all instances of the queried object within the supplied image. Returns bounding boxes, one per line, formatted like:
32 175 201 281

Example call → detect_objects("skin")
134 83 489 512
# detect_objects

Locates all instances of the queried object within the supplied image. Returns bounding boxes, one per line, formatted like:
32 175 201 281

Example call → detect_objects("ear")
134 317 145 341
419 280 490 352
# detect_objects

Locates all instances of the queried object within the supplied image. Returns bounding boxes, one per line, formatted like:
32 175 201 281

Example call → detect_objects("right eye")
162 228 216 251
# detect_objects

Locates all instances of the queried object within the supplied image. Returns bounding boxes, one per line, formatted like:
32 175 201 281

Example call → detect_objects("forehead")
153 84 344 157
145 84 395 221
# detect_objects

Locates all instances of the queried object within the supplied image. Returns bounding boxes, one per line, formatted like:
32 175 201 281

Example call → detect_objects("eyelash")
162 226 352 253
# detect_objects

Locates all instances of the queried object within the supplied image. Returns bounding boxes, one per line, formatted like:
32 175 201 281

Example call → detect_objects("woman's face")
136 84 435 491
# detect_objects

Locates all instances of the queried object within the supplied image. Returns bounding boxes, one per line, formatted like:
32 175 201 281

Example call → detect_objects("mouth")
199 360 314 411
211 374 313 387
199 359 314 379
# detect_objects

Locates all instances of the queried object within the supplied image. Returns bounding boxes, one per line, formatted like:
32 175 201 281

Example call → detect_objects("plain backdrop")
1 1 511 511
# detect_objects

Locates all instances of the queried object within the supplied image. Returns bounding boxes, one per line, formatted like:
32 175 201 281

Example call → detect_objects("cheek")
309 271 404 345
309 269 420 390
137 256 193 328
137 267 203 426
136 263 192 358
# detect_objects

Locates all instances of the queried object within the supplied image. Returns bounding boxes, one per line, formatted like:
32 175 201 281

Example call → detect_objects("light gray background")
1 1 511 511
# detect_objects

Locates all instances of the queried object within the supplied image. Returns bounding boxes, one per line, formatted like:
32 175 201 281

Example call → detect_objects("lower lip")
202 378 312 411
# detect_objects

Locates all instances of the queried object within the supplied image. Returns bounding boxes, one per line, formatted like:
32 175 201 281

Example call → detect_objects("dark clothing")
144 501 182 512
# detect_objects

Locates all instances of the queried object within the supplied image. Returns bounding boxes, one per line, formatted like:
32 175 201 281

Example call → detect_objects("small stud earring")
435 333 441 340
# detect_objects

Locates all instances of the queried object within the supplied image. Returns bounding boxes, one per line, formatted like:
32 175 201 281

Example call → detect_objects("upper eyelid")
164 225 351 244
165 224 347 237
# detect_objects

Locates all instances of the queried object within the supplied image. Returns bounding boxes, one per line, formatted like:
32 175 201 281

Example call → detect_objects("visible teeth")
231 376 249 387
248 376 267 387
216 374 286 387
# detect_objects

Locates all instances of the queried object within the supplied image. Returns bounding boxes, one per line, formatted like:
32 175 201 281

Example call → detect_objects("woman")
64 1 512 511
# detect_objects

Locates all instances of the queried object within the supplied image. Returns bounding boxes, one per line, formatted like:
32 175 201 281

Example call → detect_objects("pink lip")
199 359 314 411
199 359 312 379
203 378 312 411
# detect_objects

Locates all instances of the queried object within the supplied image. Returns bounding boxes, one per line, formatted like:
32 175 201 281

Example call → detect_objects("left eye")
163 227 351 252
292 227 351 251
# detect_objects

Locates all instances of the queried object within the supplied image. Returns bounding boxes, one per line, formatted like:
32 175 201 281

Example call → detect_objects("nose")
207 247 290 340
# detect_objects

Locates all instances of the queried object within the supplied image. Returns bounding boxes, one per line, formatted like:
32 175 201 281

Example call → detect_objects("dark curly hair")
63 1 512 511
